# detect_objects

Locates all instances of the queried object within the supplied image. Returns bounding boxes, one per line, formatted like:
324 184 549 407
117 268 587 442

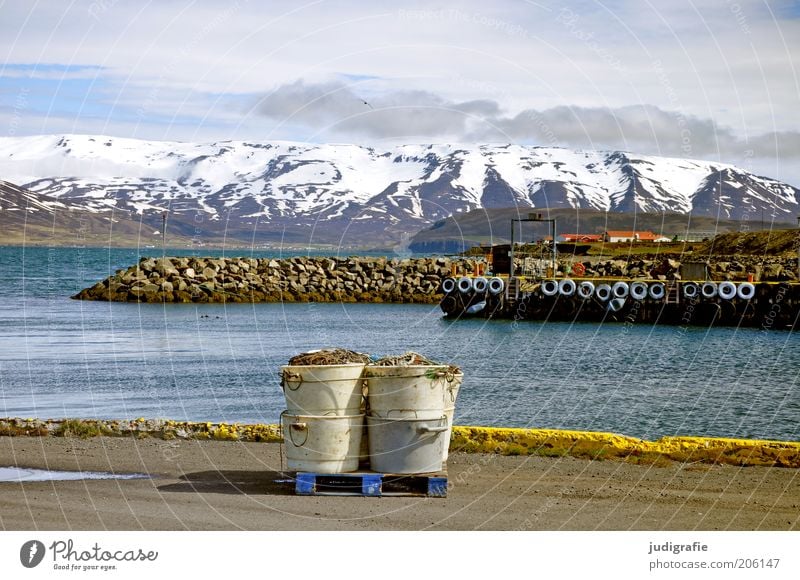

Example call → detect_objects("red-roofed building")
603 230 670 242
558 233 603 243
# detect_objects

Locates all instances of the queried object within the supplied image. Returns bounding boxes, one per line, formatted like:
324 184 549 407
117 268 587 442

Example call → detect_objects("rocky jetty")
557 256 798 282
74 254 798 304
74 256 452 303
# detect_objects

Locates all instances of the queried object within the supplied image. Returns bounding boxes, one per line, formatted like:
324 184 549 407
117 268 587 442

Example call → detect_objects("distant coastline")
0 239 393 252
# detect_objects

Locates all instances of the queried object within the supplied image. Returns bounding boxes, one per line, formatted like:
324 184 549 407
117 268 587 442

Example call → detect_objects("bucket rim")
366 413 447 423
366 364 449 370
281 412 365 420
281 363 367 369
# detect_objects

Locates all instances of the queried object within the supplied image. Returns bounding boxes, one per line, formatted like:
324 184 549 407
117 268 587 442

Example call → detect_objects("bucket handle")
280 411 310 447
385 409 419 418
418 425 448 433
287 421 309 447
417 415 448 434
281 371 302 391
424 369 449 381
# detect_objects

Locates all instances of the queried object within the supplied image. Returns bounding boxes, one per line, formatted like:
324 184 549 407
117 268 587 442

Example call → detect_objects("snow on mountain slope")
0 134 798 246
0 179 69 214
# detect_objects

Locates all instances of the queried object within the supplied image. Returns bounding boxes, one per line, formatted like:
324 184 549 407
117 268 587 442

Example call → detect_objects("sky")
1 0 799 185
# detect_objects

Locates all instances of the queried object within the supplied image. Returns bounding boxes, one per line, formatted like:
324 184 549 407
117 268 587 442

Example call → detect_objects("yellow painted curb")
450 426 800 467
2 418 798 467
0 417 282 443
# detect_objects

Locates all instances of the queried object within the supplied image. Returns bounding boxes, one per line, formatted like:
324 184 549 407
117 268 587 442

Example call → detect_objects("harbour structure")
439 270 800 328
439 215 800 329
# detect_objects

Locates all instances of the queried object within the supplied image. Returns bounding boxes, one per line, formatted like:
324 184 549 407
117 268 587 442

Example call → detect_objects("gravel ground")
0 436 797 531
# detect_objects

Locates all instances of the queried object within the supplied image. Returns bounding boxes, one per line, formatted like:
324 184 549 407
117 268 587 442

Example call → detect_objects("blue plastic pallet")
294 471 448 497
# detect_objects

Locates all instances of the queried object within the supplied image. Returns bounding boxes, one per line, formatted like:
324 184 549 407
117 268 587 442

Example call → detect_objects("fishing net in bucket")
287 349 371 366
372 351 439 366
372 351 461 375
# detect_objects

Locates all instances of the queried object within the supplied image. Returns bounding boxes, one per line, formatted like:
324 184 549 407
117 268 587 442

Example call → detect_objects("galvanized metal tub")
366 411 448 474
364 365 454 414
280 363 366 415
281 412 363 473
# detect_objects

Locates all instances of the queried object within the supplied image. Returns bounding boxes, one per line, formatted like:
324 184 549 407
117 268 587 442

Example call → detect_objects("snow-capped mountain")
0 134 797 246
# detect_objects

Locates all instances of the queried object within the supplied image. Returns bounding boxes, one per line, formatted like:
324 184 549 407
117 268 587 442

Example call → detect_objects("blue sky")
1 0 799 184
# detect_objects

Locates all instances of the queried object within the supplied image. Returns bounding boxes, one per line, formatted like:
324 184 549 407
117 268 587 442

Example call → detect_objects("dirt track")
0 437 797 531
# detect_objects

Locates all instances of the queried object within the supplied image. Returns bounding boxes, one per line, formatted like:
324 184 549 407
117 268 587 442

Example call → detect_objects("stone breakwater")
73 254 798 303
572 256 798 281
74 256 452 303
2 418 798 468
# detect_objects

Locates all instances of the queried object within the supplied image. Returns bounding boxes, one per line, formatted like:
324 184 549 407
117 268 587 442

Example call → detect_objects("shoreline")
3 417 798 468
1 436 797 531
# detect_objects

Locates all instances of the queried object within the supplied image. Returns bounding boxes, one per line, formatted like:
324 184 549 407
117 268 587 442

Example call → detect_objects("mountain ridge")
0 134 797 247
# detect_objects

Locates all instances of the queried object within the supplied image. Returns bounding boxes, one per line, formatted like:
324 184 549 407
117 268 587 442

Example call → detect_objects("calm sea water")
0 246 797 440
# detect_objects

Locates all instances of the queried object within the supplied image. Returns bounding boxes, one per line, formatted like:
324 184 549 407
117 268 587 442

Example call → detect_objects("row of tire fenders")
538 279 756 302
441 276 506 295
441 277 757 302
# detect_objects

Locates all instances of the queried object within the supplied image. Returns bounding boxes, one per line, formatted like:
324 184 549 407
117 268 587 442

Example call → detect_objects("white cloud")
253 79 502 141
0 0 797 184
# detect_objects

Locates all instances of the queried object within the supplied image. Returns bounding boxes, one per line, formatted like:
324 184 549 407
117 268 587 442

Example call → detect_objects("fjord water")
0 246 797 441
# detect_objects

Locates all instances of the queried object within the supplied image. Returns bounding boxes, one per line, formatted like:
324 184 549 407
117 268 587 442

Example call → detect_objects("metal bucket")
280 363 366 415
281 412 363 473
366 411 448 474
365 365 453 414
